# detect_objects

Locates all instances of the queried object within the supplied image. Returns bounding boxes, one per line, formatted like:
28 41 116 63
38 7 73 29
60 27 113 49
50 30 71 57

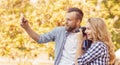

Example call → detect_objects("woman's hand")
75 29 86 65
76 29 86 46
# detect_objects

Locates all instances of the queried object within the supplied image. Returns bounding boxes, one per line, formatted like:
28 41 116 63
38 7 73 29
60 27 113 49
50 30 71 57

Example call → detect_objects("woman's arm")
77 42 106 65
74 40 84 65
74 29 86 65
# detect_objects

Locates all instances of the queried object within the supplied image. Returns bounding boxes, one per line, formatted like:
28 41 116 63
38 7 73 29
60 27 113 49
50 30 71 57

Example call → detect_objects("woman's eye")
86 27 89 30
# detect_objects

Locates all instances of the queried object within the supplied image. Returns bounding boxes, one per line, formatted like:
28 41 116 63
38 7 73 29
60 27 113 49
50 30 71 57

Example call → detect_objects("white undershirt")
59 33 78 65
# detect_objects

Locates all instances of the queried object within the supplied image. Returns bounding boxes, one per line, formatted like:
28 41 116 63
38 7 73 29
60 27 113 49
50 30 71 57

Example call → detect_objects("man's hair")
67 7 83 21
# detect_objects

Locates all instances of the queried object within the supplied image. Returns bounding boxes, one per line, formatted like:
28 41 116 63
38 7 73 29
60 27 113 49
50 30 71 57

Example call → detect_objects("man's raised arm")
20 13 39 42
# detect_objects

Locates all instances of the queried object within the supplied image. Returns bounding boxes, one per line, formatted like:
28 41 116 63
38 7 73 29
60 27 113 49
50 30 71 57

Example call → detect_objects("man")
20 7 83 65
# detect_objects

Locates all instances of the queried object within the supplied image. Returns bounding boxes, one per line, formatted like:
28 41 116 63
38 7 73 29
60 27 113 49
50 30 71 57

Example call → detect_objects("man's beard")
65 26 76 32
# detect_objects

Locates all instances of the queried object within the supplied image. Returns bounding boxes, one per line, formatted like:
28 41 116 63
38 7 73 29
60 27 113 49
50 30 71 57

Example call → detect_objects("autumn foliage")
0 0 120 60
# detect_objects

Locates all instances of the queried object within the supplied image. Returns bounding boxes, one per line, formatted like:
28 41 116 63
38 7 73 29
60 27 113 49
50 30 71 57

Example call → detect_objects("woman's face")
85 23 93 40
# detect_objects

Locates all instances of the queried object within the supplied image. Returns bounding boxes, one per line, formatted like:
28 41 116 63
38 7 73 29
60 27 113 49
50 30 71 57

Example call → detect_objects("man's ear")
77 19 81 25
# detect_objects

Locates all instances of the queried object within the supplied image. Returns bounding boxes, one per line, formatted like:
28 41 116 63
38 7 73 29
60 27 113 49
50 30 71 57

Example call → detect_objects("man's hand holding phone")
20 13 30 30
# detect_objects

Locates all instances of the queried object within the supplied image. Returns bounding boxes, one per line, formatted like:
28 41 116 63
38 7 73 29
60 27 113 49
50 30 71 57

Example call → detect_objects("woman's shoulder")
91 41 108 50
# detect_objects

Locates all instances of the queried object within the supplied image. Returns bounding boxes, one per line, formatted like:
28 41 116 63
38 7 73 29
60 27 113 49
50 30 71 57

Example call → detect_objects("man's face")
65 12 80 32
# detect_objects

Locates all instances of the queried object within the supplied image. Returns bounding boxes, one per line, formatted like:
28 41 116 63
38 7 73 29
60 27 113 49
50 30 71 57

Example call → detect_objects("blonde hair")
87 18 115 64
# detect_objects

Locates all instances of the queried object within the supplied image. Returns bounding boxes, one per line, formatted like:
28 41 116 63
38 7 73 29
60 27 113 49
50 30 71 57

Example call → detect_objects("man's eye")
68 19 71 21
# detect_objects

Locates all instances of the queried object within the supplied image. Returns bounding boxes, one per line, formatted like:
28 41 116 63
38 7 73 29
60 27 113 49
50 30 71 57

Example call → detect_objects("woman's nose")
85 30 87 34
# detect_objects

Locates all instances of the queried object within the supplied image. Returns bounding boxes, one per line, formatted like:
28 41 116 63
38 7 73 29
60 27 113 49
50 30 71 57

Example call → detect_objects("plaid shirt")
77 41 110 65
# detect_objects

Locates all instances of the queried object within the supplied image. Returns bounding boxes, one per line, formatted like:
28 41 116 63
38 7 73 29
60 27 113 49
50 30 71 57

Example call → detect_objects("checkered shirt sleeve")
77 42 109 65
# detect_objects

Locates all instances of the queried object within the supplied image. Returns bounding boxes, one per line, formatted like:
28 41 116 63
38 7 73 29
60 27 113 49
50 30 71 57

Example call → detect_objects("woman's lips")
86 34 90 37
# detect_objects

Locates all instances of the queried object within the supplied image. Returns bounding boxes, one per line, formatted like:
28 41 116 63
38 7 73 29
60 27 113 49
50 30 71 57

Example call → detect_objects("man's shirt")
38 27 69 65
59 33 78 65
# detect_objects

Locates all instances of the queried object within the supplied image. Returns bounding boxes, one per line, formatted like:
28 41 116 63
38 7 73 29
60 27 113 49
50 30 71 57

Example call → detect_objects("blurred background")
0 0 120 65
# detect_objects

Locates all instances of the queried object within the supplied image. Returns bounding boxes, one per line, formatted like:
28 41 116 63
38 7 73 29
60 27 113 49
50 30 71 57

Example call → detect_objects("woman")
75 18 115 65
